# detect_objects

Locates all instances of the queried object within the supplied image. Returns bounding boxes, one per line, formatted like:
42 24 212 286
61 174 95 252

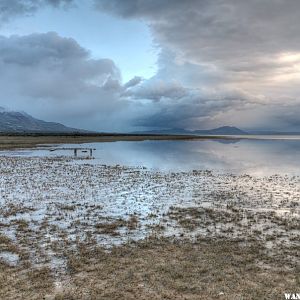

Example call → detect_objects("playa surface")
0 152 299 299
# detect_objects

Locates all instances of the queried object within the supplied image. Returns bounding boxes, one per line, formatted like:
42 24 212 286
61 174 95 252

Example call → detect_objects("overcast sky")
1 0 300 132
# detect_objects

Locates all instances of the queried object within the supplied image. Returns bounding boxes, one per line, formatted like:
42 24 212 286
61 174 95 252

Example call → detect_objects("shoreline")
1 133 300 151
0 134 235 150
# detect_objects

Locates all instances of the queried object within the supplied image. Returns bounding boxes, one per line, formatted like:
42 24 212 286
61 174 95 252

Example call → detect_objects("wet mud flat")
0 156 299 299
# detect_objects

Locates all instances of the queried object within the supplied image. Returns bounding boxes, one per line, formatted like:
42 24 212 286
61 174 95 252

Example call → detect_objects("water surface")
2 137 300 175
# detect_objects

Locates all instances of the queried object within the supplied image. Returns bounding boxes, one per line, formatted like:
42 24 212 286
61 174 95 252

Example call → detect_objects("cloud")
0 0 74 23
124 79 187 102
123 76 143 89
0 32 133 131
95 0 300 58
94 0 187 19
0 31 238 132
2 1 300 131
0 30 251 132
94 0 300 131
95 0 300 80
122 76 255 129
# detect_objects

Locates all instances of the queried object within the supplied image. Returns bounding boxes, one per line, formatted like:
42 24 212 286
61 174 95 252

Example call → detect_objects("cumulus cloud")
0 32 133 131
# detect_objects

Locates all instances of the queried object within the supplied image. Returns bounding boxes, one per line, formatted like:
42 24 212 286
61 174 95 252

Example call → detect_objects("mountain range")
0 108 84 133
1 108 300 135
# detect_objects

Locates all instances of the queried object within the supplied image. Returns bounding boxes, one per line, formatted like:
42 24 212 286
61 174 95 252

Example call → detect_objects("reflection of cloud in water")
85 139 300 176
2 138 300 176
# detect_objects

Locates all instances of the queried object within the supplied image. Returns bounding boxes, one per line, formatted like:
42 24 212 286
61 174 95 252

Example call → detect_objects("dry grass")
0 134 216 150
95 215 139 236
0 156 299 299
1 237 298 299
0 263 54 300
0 234 19 254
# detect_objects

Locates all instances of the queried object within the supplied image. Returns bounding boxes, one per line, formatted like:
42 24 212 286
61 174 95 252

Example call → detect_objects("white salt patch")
0 252 19 266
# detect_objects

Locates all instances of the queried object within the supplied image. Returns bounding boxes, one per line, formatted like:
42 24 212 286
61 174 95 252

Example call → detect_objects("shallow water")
0 139 299 271
2 137 300 175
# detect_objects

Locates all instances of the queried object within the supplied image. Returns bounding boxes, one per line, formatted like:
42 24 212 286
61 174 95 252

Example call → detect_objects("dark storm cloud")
0 0 73 22
132 94 237 129
1 0 300 131
94 0 300 83
95 0 300 60
94 0 188 19
0 31 248 131
122 76 253 129
95 0 300 131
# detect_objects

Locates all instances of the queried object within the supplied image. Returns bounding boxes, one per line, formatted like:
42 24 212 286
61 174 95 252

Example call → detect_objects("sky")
0 0 300 132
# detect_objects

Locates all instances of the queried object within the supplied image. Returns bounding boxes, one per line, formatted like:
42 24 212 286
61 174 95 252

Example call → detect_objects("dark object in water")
49 147 95 157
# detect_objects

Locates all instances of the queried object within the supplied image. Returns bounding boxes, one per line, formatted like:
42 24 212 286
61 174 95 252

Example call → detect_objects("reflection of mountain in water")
93 138 300 176
194 126 247 135
133 126 248 135
5 138 300 176
214 139 241 145
135 126 300 136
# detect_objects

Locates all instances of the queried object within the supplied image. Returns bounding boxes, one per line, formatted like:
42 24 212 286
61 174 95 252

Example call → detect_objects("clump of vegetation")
95 215 139 235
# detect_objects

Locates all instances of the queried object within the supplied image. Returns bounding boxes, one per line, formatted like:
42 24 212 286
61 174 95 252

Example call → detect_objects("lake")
0 136 299 294
2 136 300 176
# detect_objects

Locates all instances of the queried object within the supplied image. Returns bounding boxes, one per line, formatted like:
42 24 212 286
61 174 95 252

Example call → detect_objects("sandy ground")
0 156 299 299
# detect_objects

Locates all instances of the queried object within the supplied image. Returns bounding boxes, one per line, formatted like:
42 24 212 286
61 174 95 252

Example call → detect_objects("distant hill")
0 108 85 133
194 126 248 135
133 126 249 136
